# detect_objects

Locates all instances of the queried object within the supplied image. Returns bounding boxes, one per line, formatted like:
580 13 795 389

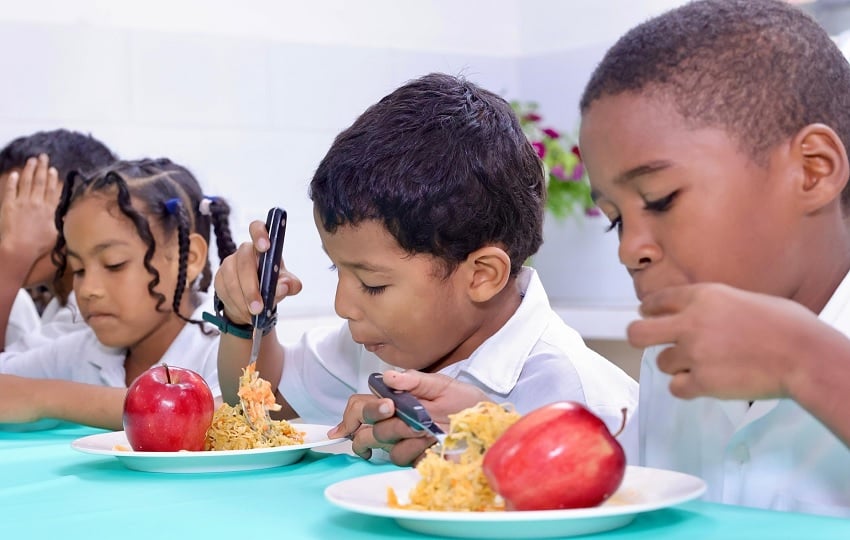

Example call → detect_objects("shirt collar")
441 266 550 394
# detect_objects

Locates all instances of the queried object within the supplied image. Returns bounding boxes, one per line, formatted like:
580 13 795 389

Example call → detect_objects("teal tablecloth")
1 423 849 539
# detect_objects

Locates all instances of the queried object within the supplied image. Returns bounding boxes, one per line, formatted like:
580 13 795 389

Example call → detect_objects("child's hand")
629 283 821 401
328 393 421 461
213 219 302 324
330 370 491 465
0 154 60 271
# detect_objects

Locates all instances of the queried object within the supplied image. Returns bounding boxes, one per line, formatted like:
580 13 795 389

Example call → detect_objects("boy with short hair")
362 0 850 517
213 72 639 461
578 0 850 517
0 129 116 352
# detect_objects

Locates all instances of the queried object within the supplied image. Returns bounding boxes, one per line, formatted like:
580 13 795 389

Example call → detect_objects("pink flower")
568 162 584 181
571 145 581 159
542 127 560 139
585 206 602 217
532 141 545 158
550 165 568 180
523 113 542 122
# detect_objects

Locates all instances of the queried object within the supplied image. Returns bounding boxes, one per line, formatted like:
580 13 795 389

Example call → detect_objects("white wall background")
0 0 685 318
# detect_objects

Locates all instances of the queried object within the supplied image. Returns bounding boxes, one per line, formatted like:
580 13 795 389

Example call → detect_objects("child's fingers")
638 286 692 317
382 370 454 401
626 316 680 349
276 271 302 301
232 241 263 315
45 167 60 206
247 219 271 252
327 397 367 439
3 171 19 202
31 154 50 196
387 437 437 467
15 157 38 197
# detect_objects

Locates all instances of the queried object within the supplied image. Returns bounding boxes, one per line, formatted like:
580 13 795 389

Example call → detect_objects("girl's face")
579 92 811 303
315 210 485 372
63 193 185 350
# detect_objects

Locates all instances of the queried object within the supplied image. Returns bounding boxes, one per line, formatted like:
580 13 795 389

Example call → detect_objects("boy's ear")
185 232 208 287
793 123 849 212
462 246 512 303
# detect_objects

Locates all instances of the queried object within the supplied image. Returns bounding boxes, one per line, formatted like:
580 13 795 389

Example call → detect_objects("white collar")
442 266 550 394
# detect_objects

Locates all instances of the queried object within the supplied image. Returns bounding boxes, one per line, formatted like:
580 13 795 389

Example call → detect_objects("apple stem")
613 407 628 438
164 364 172 384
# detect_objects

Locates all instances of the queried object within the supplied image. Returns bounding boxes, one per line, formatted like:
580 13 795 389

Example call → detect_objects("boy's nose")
333 280 361 321
617 221 660 271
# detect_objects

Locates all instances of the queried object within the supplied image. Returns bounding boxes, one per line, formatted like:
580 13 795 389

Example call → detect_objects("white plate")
71 424 347 473
324 465 706 539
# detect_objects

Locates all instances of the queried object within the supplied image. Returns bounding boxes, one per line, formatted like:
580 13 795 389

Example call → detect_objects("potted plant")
511 101 598 220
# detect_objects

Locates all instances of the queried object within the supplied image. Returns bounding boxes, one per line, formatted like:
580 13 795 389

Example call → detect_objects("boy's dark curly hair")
52 158 237 330
310 72 545 277
0 128 116 178
580 0 850 209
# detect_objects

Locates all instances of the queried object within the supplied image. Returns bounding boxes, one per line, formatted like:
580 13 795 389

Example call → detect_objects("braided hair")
51 158 236 330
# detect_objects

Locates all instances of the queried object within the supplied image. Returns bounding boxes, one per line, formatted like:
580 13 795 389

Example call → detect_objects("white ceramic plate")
324 465 706 539
71 424 347 473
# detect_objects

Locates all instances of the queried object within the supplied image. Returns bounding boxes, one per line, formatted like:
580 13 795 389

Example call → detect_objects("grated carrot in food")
204 364 303 451
388 401 520 512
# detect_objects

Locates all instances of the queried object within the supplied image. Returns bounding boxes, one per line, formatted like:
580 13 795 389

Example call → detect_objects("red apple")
123 364 215 452
482 401 626 510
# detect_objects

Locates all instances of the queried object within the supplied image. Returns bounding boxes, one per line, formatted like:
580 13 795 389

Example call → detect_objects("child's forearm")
784 325 850 449
0 375 125 430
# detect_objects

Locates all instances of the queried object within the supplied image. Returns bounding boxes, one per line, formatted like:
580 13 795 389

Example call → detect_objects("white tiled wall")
0 0 683 325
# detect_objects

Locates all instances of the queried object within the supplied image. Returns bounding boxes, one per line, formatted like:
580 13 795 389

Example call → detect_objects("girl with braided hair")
0 158 236 430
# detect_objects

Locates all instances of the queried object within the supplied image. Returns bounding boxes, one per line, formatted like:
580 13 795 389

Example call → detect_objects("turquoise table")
1 423 849 539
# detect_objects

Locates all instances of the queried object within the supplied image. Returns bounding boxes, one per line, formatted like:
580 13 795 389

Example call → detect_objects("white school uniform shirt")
639 270 850 518
5 289 40 348
0 296 221 398
280 267 640 460
3 292 87 355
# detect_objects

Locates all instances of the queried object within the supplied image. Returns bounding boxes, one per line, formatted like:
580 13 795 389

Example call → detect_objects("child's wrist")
202 294 277 338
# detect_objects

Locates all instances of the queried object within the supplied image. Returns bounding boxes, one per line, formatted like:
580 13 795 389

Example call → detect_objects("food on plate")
204 364 304 450
123 364 215 452
388 401 521 511
483 401 627 510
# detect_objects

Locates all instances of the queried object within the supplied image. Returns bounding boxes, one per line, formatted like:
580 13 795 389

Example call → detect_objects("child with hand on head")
577 0 850 516
0 158 237 429
213 72 638 464
0 129 116 351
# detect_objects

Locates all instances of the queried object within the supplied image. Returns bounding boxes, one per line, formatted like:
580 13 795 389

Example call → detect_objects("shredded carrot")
237 363 282 432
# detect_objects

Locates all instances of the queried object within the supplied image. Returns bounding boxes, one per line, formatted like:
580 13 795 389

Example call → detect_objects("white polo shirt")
5 289 40 348
280 267 640 459
3 292 87 355
0 297 221 398
639 270 850 517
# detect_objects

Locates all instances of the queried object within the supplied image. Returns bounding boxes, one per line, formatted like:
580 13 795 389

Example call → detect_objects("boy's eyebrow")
320 246 391 273
590 160 672 201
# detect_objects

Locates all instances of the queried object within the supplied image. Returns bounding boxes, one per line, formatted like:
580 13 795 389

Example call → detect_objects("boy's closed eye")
328 264 388 296
642 191 678 213
604 191 679 234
